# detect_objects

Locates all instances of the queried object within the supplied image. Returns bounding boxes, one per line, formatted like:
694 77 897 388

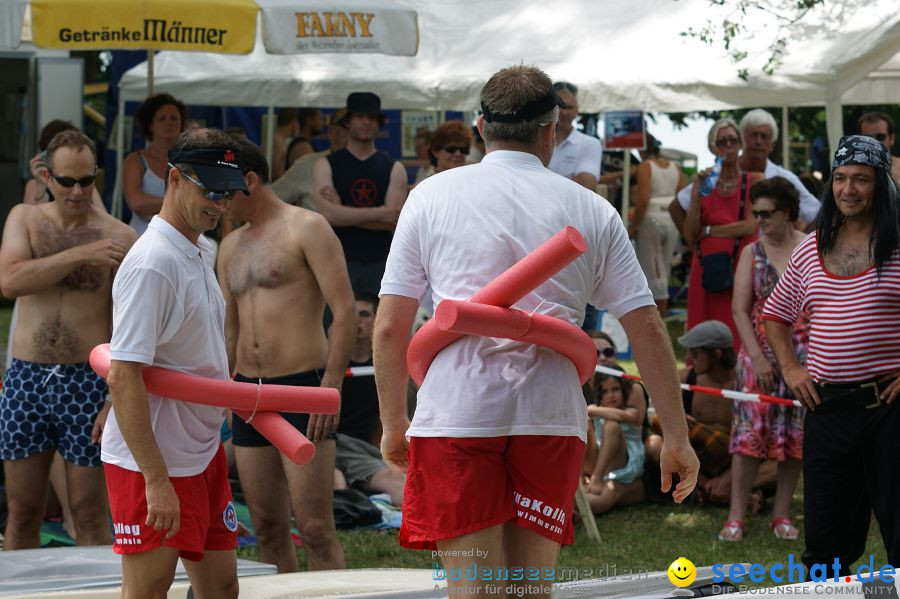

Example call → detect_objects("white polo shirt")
676 159 820 224
381 150 654 441
548 129 603 181
102 216 229 476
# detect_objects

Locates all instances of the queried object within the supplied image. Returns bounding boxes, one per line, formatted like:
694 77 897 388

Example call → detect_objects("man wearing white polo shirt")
547 81 603 190
102 128 247 599
375 65 698 599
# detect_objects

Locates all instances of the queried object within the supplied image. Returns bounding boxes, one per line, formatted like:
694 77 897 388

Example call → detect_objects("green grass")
2 302 888 584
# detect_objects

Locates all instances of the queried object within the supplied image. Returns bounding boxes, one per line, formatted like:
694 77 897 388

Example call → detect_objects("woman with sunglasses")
427 121 473 175
123 94 187 236
721 177 809 541
683 119 765 352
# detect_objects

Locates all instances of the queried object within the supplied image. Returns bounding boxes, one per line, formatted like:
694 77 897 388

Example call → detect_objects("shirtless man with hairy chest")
217 136 356 574
0 130 136 549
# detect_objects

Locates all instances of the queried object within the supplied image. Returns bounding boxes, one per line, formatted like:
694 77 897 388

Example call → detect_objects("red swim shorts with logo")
104 444 237 561
400 435 584 550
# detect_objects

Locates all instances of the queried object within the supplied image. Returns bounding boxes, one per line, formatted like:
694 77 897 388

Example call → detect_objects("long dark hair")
816 168 899 274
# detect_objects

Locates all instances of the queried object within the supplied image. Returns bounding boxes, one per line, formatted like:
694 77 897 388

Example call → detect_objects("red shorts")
104 444 237 561
400 436 584 550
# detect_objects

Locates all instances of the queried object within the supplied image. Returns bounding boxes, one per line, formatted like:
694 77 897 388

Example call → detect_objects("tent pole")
781 106 789 168
621 152 631 227
147 51 154 96
824 90 843 160
265 104 275 167
113 90 125 220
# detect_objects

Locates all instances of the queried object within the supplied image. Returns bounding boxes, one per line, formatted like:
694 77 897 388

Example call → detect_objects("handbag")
695 175 747 294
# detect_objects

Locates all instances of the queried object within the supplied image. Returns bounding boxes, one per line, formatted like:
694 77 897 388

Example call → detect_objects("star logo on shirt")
350 178 378 206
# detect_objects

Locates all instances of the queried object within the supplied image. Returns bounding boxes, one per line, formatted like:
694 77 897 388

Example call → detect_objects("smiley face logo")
668 557 697 587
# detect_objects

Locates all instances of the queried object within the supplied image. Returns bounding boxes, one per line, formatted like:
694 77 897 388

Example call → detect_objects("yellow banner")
31 0 258 53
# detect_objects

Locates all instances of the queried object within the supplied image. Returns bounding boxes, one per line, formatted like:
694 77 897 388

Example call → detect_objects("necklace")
718 178 738 192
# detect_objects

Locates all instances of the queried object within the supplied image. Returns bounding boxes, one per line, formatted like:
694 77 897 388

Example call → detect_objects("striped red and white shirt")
762 234 900 383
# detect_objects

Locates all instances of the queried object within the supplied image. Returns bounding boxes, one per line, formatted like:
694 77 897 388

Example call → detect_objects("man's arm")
764 318 820 409
312 156 397 228
0 205 125 298
107 360 180 538
618 305 698 502
668 197 687 238
373 294 418 471
302 213 358 441
574 172 599 190
216 237 239 374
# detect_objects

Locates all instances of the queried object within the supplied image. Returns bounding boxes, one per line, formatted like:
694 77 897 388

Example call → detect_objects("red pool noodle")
89 344 331 464
89 345 338 414
407 226 587 385
434 300 596 384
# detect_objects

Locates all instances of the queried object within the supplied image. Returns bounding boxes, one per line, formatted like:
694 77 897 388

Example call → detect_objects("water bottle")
699 157 723 197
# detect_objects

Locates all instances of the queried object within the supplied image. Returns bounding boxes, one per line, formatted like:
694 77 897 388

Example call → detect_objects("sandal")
771 516 799 541
718 520 744 541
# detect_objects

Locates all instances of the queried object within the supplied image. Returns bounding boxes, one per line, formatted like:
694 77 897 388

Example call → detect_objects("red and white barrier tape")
345 365 375 377
594 364 802 407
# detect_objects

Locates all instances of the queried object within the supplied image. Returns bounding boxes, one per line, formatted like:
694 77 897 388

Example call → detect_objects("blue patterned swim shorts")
1 359 108 467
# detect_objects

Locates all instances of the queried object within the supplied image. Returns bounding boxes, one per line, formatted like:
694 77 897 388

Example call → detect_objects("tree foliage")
680 0 824 81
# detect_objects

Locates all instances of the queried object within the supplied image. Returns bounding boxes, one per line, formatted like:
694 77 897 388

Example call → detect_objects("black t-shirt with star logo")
327 148 395 262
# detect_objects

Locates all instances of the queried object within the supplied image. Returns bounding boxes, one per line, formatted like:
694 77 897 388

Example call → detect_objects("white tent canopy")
121 0 900 117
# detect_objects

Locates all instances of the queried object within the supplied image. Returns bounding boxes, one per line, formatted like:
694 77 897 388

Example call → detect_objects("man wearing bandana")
375 65 698 599
764 136 900 574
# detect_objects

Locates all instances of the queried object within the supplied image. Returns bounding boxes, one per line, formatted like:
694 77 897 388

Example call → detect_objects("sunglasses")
441 145 470 155
596 347 616 359
50 171 97 188
169 163 238 201
751 209 780 219
553 81 578 94
715 137 740 148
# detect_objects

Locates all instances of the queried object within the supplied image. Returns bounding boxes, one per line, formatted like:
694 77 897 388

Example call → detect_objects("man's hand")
145 477 180 539
307 382 340 443
381 429 410 472
705 471 731 504
91 401 111 444
320 185 340 204
782 363 820 409
587 475 605 496
878 371 900 404
76 239 128 268
377 206 401 226
659 438 699 504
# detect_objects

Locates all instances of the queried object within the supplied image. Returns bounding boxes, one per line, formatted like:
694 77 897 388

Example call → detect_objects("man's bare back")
2 202 135 364
222 204 332 377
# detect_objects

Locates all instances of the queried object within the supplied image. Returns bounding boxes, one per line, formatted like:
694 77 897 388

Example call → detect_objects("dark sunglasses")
169 163 238 201
50 171 97 188
715 136 740 148
441 145 470 155
596 347 616 359
751 209 780 219
870 133 890 142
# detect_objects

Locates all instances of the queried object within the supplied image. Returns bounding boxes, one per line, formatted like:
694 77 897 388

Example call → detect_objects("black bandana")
481 89 566 124
832 135 892 172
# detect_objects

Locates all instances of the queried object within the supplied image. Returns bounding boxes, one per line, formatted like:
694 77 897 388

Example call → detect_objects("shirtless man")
646 320 774 506
0 130 136 549
218 135 357 573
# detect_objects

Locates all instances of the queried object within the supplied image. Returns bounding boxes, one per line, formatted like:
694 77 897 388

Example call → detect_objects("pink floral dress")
731 241 809 461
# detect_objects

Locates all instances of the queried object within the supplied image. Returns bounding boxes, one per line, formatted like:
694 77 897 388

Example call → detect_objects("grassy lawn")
1 301 887 583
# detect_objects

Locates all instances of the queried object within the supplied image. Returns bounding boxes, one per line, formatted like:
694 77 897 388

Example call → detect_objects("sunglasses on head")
715 136 740 148
751 209 779 219
441 145 470 155
169 163 238 201
50 171 97 188
596 347 616 359
553 81 578 95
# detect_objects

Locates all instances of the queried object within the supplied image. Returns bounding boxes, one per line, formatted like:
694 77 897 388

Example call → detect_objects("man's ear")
244 170 259 192
476 115 486 144
166 165 180 189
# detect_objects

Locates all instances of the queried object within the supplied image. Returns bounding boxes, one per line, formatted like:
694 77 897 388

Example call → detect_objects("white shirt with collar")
381 150 653 441
676 159 820 224
102 216 229 476
548 128 603 181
